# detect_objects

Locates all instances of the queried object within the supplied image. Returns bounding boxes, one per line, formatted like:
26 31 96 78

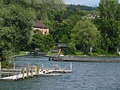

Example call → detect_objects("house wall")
33 28 49 35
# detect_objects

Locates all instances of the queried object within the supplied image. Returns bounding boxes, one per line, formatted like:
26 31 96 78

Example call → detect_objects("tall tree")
0 0 65 61
29 34 55 52
72 20 100 53
0 1 35 60
95 0 120 53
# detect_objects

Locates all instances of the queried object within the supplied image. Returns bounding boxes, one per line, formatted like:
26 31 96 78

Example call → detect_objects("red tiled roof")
33 21 47 29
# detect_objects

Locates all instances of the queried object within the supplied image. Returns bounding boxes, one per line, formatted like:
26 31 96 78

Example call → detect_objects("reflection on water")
0 56 120 90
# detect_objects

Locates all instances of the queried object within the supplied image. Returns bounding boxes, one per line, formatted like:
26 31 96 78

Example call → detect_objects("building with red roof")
33 21 49 35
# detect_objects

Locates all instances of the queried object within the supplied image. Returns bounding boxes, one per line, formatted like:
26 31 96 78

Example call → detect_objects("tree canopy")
72 20 100 53
0 0 65 61
95 0 120 53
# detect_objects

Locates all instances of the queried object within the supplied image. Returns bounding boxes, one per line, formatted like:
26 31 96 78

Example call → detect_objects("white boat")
39 69 61 76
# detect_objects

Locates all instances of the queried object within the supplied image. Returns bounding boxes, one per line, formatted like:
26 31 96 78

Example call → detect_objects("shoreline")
52 59 120 63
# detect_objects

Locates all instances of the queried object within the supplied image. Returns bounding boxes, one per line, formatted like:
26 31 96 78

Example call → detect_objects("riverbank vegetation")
0 0 120 64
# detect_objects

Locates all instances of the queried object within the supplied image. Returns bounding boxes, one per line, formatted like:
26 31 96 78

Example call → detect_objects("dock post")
35 66 37 75
0 62 1 70
70 62 72 70
42 64 44 69
27 67 29 78
22 68 25 80
36 65 39 76
31 67 33 77
0 62 1 79
14 62 15 70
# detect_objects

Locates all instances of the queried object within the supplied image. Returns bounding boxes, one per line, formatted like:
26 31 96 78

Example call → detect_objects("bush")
95 48 108 55
88 52 99 56
75 51 84 55
62 47 76 55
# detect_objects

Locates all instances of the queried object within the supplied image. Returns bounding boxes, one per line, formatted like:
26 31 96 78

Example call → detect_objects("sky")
64 0 120 6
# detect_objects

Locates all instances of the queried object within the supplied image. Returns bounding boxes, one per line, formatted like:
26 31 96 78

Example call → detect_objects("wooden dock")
0 64 72 81
0 65 39 81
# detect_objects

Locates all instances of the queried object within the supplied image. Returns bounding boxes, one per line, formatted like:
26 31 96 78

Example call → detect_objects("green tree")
72 20 100 53
0 2 35 60
95 0 120 53
0 0 65 61
29 34 55 52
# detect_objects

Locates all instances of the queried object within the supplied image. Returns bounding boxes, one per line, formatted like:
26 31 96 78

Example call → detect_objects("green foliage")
75 51 84 55
48 14 82 44
1 60 13 68
0 0 65 61
95 48 108 55
32 0 66 20
94 0 120 53
29 34 55 52
88 52 99 56
62 47 76 55
62 43 76 55
72 20 100 54
48 21 61 43
0 2 35 60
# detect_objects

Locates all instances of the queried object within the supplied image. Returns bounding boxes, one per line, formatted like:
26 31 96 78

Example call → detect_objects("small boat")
39 69 61 76
39 73 61 76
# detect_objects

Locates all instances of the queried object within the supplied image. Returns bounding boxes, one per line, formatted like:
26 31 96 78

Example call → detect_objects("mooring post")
70 62 72 70
0 62 1 70
22 68 25 80
35 66 36 75
31 67 33 77
42 64 44 69
27 67 29 78
0 62 1 79
36 65 39 76
14 62 15 70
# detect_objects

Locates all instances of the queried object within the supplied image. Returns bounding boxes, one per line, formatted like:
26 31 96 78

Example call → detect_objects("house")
33 21 49 35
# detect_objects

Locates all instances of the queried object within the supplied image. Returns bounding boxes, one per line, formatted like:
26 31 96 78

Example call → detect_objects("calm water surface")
0 56 120 90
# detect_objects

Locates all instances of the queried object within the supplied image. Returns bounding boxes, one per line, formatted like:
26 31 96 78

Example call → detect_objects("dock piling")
36 65 39 76
70 62 72 70
26 67 29 78
22 68 25 80
0 62 1 79
31 67 33 77
14 62 15 70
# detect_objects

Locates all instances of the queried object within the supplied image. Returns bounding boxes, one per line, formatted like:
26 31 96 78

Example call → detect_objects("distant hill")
67 4 96 11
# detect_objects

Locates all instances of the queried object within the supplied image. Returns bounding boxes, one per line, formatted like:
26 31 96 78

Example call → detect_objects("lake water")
0 56 120 90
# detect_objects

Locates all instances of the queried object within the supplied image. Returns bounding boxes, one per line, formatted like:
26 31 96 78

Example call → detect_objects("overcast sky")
64 0 120 6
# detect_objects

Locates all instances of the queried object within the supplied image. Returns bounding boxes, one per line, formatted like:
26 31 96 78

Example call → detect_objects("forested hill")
67 4 96 11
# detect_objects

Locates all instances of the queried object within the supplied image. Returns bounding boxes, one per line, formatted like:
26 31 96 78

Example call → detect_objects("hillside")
67 4 96 11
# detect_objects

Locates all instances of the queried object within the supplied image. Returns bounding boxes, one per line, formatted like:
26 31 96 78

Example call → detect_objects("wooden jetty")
0 63 72 81
0 65 39 81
